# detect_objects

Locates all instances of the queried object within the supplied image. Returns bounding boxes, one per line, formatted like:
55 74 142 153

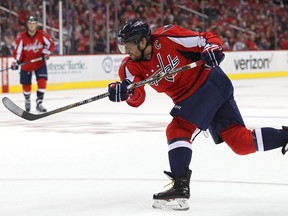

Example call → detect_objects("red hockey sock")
220 124 256 155
37 78 47 89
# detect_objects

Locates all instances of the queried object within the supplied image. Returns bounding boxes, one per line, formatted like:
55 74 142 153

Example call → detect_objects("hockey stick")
0 57 43 73
2 60 204 121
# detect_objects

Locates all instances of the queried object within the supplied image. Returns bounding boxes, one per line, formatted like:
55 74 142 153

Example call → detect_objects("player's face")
27 22 37 35
118 42 141 61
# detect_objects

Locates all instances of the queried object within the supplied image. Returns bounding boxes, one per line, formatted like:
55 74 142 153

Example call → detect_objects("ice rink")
0 77 288 216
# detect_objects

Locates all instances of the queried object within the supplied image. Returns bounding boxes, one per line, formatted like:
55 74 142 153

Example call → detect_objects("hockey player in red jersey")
11 15 55 112
108 19 288 210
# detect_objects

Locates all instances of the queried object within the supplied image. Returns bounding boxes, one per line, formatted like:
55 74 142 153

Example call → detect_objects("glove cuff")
122 79 133 94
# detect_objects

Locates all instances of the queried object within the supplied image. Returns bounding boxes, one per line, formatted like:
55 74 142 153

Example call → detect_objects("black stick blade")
2 97 24 116
2 92 110 121
2 97 43 121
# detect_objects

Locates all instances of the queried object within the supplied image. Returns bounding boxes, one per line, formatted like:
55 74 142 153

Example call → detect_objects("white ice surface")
0 77 288 216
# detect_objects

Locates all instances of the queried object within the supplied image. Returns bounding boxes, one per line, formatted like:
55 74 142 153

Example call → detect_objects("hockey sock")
22 84 31 100
220 124 256 155
253 127 288 151
36 78 46 104
36 89 45 103
168 140 192 178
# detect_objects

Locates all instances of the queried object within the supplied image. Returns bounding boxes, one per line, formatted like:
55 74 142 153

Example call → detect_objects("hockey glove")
108 79 133 102
201 43 225 68
11 61 19 70
42 48 51 60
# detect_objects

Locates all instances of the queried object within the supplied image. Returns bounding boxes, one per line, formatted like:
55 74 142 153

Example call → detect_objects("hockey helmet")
118 19 151 54
118 18 151 44
27 16 38 24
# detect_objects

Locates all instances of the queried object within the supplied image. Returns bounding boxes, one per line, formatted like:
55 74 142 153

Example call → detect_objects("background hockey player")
108 18 288 210
11 15 55 113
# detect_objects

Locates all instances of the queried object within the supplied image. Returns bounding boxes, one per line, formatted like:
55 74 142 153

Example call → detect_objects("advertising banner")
1 51 288 93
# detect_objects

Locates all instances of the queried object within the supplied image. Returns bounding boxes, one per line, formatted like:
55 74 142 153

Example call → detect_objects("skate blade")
152 198 189 210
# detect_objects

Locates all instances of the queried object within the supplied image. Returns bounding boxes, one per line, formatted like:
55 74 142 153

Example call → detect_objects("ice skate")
281 126 288 155
152 169 192 210
25 99 31 112
36 102 47 113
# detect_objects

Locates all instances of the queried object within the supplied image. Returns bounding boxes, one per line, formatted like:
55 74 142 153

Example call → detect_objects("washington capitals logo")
150 53 180 86
23 39 43 53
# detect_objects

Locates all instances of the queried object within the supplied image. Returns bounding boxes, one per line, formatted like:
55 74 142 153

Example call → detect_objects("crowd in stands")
0 0 287 57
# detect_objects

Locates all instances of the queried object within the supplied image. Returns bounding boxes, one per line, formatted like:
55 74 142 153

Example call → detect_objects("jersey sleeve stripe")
16 39 23 61
167 36 206 48
43 36 52 49
124 66 135 83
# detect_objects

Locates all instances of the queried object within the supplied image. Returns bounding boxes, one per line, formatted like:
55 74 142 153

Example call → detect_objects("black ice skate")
36 102 47 113
25 99 31 112
152 169 192 210
281 126 288 155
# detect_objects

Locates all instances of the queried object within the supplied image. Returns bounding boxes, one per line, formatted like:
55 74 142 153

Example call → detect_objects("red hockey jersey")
13 30 55 71
118 25 223 107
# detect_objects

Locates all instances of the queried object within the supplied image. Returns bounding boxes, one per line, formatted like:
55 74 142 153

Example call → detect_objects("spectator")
233 35 246 51
279 30 288 49
1 0 288 55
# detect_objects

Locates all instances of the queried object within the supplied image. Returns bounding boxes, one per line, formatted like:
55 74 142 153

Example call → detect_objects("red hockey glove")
201 43 225 68
108 79 133 102
11 61 20 70
42 49 51 60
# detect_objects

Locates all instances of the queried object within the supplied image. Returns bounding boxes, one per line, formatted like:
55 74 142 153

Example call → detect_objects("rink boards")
1 50 288 93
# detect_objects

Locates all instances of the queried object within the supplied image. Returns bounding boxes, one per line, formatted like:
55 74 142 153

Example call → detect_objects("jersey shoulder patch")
153 25 174 36
161 24 173 33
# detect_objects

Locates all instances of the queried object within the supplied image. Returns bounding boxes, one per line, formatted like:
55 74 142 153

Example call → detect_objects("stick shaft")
0 57 43 72
2 60 203 121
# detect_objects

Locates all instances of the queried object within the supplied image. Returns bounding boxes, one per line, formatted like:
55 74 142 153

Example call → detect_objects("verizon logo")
234 55 271 70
